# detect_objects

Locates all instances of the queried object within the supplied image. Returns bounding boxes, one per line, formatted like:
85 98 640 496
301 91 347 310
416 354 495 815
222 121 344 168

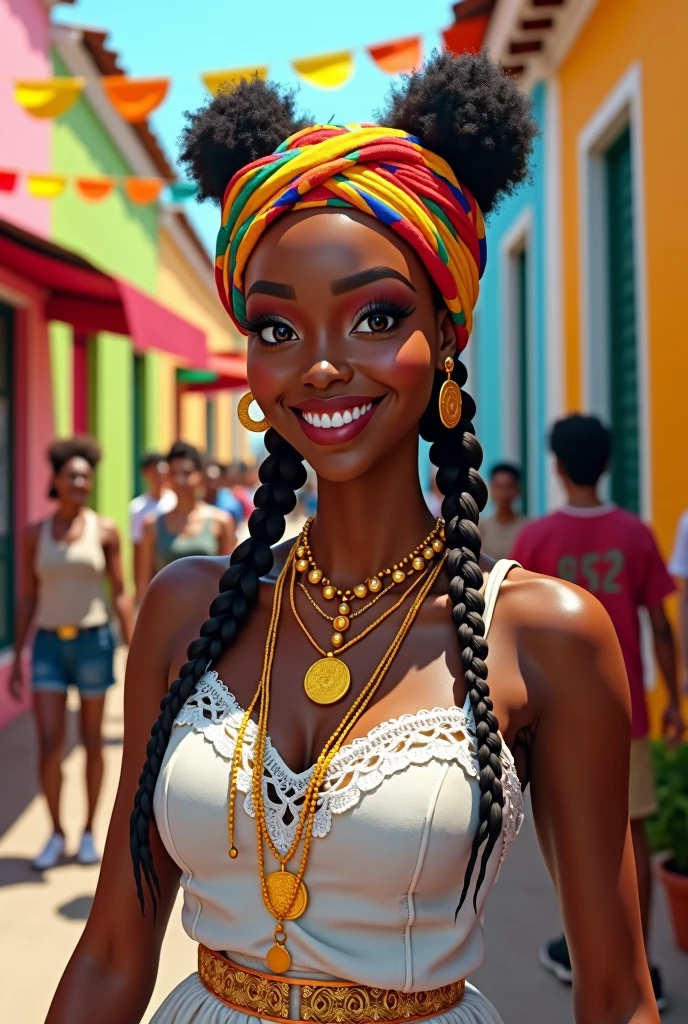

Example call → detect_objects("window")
605 127 640 513
0 304 14 649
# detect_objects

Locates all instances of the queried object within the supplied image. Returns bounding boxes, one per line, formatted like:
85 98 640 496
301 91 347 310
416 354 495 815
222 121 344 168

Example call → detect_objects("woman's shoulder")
498 566 627 709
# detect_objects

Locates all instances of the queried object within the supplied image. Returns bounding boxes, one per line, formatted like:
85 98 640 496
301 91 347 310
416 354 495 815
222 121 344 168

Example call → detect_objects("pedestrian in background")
203 458 244 526
669 509 688 694
480 463 528 560
511 414 682 1010
129 452 176 603
138 441 235 597
9 437 134 871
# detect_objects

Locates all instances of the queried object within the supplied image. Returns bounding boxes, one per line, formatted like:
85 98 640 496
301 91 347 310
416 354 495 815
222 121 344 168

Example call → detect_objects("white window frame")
500 206 536 514
578 62 651 518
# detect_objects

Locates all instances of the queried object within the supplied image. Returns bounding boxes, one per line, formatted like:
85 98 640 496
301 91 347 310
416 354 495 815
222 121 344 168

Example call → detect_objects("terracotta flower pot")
657 857 688 953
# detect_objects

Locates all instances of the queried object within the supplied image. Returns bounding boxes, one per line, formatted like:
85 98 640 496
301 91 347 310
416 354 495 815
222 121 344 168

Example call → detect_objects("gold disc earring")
237 391 269 432
438 356 462 430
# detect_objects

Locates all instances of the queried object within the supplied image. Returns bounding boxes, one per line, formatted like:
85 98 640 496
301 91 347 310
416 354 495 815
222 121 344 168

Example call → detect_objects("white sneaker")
77 831 100 865
32 833 65 871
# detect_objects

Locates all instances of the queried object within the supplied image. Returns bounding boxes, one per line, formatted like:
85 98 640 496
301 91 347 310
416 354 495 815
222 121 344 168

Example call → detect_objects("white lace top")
153 559 524 996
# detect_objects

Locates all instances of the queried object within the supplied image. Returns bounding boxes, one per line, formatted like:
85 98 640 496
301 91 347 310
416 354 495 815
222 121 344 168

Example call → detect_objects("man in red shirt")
511 414 683 1011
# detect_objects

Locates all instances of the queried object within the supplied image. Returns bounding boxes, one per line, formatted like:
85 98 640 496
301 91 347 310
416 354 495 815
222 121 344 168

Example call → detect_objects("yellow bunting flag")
27 174 67 199
202 66 268 96
15 78 84 119
124 178 164 205
103 77 169 122
75 177 116 202
368 36 422 74
292 51 355 90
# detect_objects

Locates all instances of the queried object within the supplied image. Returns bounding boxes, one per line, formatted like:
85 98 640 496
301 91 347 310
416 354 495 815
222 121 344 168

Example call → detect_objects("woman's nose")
300 359 353 390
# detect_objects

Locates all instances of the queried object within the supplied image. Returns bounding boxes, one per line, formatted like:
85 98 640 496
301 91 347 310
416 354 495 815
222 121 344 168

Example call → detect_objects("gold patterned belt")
198 946 465 1024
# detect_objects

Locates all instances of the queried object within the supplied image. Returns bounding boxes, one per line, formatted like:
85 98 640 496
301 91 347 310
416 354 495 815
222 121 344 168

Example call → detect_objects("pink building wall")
0 266 54 728
0 0 52 237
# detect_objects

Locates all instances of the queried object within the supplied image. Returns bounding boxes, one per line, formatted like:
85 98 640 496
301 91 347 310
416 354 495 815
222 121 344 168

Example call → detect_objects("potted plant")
646 741 688 952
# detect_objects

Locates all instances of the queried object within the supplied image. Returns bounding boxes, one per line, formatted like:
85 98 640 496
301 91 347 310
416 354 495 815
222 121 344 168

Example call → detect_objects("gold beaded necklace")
290 555 431 704
226 545 447 975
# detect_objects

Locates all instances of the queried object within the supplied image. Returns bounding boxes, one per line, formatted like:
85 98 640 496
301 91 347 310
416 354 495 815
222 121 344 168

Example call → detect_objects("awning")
177 353 247 391
0 216 207 366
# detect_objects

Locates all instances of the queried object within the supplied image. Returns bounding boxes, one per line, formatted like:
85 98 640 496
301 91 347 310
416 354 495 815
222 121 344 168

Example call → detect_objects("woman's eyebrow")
330 266 416 295
246 280 297 298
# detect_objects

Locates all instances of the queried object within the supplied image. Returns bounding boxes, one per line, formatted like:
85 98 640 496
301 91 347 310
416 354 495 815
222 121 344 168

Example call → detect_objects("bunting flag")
292 50 355 90
167 181 198 202
27 174 67 199
0 171 18 193
124 178 164 204
102 76 170 122
75 176 116 202
368 36 422 74
202 66 268 96
15 78 84 118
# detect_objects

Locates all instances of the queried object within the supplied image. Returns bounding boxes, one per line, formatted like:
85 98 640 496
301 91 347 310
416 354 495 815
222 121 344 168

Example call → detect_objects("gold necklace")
226 547 447 974
297 577 397 621
295 516 444 604
290 554 432 705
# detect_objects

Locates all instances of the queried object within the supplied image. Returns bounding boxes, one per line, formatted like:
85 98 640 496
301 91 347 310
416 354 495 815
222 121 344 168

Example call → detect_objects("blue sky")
54 0 458 252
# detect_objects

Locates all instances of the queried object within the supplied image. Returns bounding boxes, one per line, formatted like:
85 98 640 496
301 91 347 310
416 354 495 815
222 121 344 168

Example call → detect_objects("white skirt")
149 972 505 1024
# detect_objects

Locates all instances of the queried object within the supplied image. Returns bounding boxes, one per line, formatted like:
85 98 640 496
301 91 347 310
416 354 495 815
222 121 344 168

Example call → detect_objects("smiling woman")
46 52 659 1024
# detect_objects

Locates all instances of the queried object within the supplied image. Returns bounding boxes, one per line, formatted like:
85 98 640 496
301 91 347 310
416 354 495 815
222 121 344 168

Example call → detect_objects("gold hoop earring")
237 391 269 433
438 356 462 430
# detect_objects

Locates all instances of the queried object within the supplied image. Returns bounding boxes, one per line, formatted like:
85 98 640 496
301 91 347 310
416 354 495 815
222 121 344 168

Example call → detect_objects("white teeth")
313 413 321 427
331 411 344 427
321 413 332 428
342 409 352 424
352 406 360 420
303 402 377 428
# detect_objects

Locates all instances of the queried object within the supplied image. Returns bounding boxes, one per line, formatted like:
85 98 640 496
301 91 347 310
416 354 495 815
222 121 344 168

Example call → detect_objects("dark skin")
47 211 657 1023
11 456 134 836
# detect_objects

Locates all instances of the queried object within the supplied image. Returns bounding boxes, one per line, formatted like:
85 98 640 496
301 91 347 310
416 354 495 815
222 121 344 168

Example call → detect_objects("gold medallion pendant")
304 656 351 705
264 870 308 920
266 937 292 974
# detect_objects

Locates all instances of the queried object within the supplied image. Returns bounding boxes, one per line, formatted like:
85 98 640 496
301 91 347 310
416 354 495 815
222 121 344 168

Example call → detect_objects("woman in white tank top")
10 437 134 871
48 54 656 1024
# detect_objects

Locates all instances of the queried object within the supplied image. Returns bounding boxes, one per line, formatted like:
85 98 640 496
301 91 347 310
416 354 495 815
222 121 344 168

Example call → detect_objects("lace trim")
175 671 524 861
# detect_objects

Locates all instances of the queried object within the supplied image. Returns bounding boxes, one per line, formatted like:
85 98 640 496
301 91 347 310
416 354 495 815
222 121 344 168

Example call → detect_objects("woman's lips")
291 397 384 446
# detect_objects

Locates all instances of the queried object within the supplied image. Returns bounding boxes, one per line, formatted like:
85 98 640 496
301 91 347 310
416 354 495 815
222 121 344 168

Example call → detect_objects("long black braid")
421 358 502 912
130 431 307 912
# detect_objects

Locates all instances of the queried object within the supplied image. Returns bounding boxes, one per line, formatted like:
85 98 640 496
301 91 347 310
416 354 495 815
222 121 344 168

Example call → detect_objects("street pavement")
1 654 686 1023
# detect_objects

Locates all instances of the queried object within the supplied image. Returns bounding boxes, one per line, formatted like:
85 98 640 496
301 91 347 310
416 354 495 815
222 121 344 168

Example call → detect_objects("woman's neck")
309 439 436 590
55 502 82 524
175 493 200 514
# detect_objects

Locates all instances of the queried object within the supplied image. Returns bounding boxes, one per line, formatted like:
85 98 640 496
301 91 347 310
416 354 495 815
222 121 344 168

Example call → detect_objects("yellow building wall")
558 0 688 731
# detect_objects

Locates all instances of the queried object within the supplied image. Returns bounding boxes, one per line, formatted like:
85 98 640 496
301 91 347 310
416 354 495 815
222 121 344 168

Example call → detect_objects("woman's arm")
518 575 658 1023
10 524 40 698
45 567 189 1023
101 518 135 646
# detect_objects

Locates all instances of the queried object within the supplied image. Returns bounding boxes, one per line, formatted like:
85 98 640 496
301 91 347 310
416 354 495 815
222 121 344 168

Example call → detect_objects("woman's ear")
435 308 456 372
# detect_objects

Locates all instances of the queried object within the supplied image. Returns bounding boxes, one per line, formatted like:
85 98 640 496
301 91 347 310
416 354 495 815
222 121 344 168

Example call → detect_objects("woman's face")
168 457 203 499
243 209 455 482
53 456 93 505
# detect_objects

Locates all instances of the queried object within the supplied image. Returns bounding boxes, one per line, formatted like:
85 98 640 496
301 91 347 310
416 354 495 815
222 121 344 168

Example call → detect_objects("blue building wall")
471 80 548 515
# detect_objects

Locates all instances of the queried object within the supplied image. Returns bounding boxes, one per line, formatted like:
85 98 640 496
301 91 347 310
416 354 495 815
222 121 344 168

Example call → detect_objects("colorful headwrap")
215 124 487 351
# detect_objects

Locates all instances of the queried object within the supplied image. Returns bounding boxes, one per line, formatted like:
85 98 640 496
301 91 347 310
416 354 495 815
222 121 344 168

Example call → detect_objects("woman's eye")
259 323 298 344
356 313 395 334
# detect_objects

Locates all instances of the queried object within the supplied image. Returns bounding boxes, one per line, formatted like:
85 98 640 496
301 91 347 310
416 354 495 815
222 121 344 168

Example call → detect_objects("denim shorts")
32 624 115 697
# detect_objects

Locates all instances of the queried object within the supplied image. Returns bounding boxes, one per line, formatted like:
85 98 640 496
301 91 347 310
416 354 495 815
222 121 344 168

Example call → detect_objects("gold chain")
289 554 430 660
297 578 398 621
227 547 447 969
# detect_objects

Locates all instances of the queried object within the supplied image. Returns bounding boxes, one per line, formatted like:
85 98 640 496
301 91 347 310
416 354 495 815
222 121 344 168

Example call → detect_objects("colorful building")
0 3 247 727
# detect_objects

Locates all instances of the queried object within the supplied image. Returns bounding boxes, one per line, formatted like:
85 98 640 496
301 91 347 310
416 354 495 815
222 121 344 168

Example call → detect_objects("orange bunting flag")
124 178 164 204
103 77 169 122
202 66 268 96
368 36 422 75
75 177 116 202
15 78 84 118
27 174 67 199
